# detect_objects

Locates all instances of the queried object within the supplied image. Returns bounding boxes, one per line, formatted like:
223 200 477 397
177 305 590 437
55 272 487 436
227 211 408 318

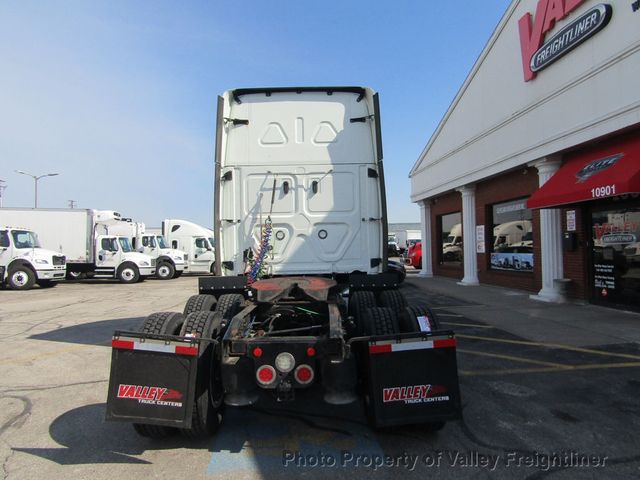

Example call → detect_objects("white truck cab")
442 223 463 261
109 221 187 279
0 227 66 289
94 234 155 282
152 219 215 274
136 233 188 279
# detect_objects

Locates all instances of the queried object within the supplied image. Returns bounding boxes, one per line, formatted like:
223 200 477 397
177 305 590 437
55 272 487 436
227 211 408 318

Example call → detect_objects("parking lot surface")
1 275 639 479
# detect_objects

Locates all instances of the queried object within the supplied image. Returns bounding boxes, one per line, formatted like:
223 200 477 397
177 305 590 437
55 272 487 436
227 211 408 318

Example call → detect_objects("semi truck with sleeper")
106 87 461 437
0 208 156 283
148 219 216 274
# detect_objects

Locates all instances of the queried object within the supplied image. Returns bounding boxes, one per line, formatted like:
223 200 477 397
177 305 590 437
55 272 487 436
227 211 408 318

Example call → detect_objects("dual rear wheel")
133 294 244 438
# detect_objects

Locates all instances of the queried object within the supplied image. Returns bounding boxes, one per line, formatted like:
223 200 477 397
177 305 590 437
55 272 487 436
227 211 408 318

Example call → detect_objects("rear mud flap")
105 332 200 428
364 332 462 428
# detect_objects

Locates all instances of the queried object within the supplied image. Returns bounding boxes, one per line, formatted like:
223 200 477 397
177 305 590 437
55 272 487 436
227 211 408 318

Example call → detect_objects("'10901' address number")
591 185 616 198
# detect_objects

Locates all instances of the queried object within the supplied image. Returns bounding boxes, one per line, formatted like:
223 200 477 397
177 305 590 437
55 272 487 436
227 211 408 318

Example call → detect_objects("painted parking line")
457 348 571 368
457 334 640 361
460 361 640 377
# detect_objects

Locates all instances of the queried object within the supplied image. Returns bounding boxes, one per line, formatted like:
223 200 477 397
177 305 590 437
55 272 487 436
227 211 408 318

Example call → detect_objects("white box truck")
0 225 66 290
108 220 187 279
106 87 461 438
148 219 215 274
0 208 155 283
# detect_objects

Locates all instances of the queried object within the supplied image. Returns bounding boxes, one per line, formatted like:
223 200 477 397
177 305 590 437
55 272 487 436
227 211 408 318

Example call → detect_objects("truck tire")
36 280 57 288
348 290 376 336
399 304 440 333
156 262 175 280
179 311 225 437
132 311 186 439
8 265 35 290
215 294 244 320
140 311 185 335
173 270 183 278
378 289 407 316
117 263 140 284
362 307 400 336
183 294 217 316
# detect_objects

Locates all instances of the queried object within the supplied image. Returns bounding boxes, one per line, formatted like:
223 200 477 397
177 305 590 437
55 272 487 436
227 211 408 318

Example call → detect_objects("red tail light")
256 365 276 385
294 364 314 385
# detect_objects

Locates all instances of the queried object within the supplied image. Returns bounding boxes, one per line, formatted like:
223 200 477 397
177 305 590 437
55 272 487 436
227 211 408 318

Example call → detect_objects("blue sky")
0 0 511 227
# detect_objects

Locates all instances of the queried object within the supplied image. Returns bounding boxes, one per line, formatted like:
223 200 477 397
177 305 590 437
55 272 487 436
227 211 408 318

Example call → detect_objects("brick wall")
560 206 590 301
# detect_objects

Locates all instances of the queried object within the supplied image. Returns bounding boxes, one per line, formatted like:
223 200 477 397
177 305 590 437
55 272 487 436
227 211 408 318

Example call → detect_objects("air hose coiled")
247 217 272 284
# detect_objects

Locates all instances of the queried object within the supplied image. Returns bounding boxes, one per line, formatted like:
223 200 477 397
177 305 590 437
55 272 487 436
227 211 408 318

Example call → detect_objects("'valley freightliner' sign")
531 4 612 73
518 1 612 82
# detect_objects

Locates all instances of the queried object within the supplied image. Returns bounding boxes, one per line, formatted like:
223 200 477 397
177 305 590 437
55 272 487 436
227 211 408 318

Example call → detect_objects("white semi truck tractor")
109 220 187 280
148 219 215 274
0 225 66 290
0 208 155 283
106 87 461 438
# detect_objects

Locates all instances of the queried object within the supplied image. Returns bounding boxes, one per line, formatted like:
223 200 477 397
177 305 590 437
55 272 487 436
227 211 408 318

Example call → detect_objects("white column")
530 157 565 303
419 200 433 277
457 185 479 286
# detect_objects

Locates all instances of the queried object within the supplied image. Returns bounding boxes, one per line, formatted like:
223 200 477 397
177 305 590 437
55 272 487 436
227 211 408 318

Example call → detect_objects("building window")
591 204 640 308
439 212 462 264
489 198 533 272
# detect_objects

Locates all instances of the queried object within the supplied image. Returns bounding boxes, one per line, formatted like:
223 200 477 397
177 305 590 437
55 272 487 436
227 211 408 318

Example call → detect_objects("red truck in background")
406 241 422 269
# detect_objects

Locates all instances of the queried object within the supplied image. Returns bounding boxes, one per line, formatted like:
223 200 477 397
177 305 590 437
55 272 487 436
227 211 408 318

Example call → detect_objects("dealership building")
410 0 640 310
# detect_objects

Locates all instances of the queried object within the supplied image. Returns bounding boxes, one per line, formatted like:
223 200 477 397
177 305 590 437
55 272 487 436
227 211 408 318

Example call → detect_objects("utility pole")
0 179 6 208
68 200 77 209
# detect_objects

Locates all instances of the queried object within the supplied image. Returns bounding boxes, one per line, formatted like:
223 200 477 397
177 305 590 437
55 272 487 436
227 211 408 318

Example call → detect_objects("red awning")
527 135 640 209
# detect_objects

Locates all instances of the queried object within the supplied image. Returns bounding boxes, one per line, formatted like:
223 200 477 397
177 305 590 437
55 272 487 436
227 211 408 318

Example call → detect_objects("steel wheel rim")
11 271 29 287
122 268 136 281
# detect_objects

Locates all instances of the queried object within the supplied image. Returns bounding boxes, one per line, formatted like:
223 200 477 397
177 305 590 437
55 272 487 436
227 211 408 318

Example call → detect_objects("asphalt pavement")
1 274 639 479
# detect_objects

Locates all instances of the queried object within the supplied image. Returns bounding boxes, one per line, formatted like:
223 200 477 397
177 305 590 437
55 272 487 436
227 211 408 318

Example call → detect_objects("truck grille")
53 255 66 266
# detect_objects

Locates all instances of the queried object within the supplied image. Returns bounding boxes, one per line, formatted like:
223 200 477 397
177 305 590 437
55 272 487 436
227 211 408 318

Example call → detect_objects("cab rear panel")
216 87 386 277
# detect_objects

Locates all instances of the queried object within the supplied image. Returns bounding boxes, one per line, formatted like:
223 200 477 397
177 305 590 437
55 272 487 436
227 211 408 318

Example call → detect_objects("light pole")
15 170 59 208
0 179 6 208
